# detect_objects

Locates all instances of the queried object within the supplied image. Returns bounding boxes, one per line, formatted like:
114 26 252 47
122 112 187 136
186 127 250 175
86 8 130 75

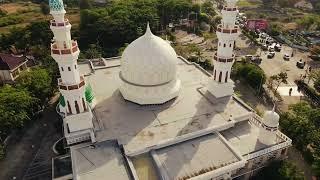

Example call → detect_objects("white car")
283 54 290 60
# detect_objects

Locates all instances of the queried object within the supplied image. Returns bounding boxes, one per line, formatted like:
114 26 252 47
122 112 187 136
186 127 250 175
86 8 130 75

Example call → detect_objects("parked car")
261 44 268 51
245 55 253 61
275 44 282 52
267 52 275 58
296 59 305 69
268 43 276 52
252 55 262 64
283 54 290 60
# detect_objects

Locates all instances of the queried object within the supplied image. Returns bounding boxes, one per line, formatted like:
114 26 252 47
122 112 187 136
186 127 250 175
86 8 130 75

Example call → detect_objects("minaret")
258 107 280 145
208 0 240 98
49 0 96 144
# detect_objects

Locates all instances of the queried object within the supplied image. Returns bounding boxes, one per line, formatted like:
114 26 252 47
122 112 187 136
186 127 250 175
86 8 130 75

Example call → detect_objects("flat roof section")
70 141 132 180
79 58 252 155
152 133 242 180
220 121 285 156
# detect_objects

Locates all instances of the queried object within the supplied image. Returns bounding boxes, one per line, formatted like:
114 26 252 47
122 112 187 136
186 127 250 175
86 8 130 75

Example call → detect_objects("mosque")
49 0 292 179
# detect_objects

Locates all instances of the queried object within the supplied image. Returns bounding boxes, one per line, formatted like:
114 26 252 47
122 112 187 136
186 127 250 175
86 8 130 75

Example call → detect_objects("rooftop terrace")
79 57 253 155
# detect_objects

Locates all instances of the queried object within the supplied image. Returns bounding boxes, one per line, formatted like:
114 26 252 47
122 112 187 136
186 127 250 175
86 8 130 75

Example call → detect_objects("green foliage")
0 144 4 160
280 102 320 176
80 0 92 10
79 0 193 56
0 9 7 18
233 62 266 90
254 160 304 180
83 44 102 59
269 72 288 91
296 14 320 31
201 0 216 17
268 23 282 36
0 85 36 137
16 68 53 105
310 70 320 92
0 15 23 27
0 21 52 52
40 2 50 15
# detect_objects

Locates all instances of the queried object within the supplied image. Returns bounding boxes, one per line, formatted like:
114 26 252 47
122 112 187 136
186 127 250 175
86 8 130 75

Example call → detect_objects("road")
0 102 62 180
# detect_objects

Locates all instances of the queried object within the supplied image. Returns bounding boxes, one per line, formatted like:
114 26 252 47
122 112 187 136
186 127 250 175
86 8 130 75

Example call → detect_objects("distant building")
246 19 268 31
0 53 29 83
294 0 313 10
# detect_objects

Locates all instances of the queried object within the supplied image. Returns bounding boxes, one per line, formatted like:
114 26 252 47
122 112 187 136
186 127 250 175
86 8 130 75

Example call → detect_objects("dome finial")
145 22 153 36
272 102 276 113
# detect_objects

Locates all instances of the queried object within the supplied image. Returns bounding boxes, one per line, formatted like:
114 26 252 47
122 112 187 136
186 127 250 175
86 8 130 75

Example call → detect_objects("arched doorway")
219 71 222 82
75 101 80 114
225 71 229 82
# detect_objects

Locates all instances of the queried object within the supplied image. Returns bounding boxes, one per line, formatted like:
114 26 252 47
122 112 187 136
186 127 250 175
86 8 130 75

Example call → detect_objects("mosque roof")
121 24 178 86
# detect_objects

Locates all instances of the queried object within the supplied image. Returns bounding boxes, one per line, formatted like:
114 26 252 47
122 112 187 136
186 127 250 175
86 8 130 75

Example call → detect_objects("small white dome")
121 24 177 86
263 110 279 128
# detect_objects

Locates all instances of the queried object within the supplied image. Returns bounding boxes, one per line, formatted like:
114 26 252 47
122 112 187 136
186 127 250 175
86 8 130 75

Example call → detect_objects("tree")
83 44 102 59
233 62 266 90
0 144 4 160
269 72 288 91
310 70 320 92
40 2 50 15
202 0 216 17
254 160 304 180
0 85 36 137
80 0 92 10
16 68 53 106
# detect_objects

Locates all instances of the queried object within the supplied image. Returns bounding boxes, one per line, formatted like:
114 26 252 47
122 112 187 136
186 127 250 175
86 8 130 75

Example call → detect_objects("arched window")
82 98 87 111
224 44 226 47
67 101 72 114
229 43 232 47
68 67 71 71
219 71 222 82
225 71 229 82
75 101 80 114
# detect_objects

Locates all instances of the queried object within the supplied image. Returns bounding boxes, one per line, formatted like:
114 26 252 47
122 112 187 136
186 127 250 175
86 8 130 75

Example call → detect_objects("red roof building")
0 53 29 83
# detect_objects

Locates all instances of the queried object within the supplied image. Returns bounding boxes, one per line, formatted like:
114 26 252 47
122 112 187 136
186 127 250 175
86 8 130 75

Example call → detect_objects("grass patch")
0 2 80 34
237 0 262 8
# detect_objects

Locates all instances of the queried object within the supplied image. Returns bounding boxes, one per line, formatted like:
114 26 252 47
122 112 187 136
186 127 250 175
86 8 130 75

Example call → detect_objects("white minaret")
258 107 280 145
49 0 96 144
208 0 240 98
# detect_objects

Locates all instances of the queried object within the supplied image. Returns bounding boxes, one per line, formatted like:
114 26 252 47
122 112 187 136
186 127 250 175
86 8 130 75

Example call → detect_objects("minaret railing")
217 24 240 34
58 76 85 90
50 19 70 27
51 40 79 55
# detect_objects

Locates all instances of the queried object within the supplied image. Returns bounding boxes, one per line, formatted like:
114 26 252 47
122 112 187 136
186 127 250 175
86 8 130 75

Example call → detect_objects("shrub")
0 15 23 27
233 62 266 90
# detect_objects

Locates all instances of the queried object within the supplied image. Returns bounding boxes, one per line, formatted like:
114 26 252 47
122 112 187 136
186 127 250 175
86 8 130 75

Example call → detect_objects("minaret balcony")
216 24 239 34
222 6 237 11
58 76 86 91
214 53 235 63
51 40 79 55
50 19 70 27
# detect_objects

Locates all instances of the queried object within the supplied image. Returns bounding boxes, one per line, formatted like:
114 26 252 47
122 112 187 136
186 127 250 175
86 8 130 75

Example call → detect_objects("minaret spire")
207 0 240 98
49 0 96 145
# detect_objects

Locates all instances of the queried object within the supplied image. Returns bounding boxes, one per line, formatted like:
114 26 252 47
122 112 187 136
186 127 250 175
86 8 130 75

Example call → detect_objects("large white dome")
121 25 177 86
119 24 181 105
